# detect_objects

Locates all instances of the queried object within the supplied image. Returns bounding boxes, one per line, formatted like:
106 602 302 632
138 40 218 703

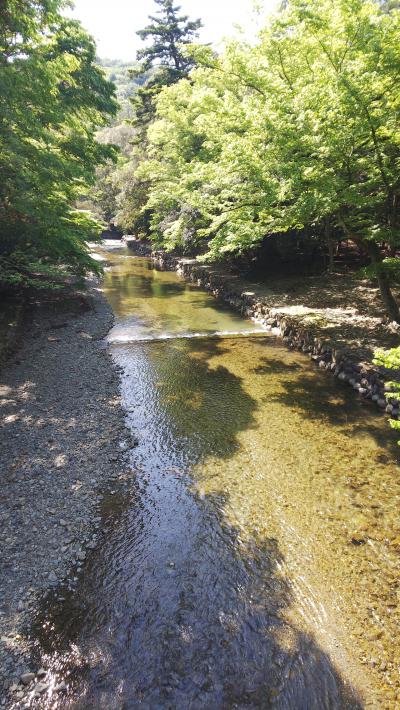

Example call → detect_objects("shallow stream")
30 243 400 708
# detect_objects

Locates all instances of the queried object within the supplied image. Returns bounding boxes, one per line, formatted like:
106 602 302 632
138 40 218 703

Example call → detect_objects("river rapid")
29 243 400 708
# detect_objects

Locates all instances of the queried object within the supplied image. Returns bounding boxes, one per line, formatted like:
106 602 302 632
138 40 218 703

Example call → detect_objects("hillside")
97 58 145 120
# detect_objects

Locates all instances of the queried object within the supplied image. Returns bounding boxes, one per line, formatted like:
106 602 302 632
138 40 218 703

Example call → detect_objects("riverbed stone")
55 681 67 692
20 672 34 685
34 681 48 695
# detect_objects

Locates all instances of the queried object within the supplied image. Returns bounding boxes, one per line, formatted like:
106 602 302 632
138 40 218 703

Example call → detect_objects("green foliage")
96 59 146 121
85 121 136 223
99 0 203 236
131 0 202 135
360 258 400 280
0 0 117 290
127 0 400 319
136 0 202 75
374 347 400 372
373 346 400 441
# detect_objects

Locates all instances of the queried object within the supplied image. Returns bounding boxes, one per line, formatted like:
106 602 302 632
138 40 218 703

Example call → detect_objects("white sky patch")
67 0 277 61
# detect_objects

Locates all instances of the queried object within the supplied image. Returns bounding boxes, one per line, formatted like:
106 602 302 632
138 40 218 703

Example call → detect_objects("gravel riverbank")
0 283 129 705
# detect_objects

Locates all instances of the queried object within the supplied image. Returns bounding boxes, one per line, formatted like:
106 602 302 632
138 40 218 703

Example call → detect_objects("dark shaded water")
28 244 400 708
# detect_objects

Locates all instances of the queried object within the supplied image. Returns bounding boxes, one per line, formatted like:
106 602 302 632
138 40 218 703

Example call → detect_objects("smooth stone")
20 672 35 685
55 681 67 692
34 682 48 695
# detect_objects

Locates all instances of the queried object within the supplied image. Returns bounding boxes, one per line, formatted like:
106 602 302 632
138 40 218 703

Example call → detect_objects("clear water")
30 244 400 709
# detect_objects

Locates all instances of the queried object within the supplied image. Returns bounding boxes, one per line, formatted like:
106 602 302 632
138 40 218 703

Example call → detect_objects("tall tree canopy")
108 0 202 235
0 0 117 289
133 0 400 321
137 0 202 76
131 0 202 134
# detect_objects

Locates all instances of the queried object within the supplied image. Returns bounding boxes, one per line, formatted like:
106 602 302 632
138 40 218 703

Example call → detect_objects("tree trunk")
337 213 400 322
366 241 400 323
324 220 335 272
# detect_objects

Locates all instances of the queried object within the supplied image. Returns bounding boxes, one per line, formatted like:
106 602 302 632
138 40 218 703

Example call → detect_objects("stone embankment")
152 251 400 420
122 235 152 256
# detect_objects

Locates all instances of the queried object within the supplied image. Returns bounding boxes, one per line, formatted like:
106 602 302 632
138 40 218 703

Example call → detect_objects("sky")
68 0 277 61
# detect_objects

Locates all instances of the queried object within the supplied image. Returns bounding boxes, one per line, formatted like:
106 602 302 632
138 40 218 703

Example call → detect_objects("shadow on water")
30 480 362 710
137 336 259 461
252 359 302 376
22 248 400 708
253 352 400 457
104 269 187 303
26 335 367 709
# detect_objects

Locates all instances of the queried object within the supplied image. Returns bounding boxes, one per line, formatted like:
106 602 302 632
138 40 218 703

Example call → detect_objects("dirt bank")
0 283 129 704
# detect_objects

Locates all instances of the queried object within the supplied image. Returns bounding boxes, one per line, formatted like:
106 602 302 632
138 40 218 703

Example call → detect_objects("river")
29 242 400 708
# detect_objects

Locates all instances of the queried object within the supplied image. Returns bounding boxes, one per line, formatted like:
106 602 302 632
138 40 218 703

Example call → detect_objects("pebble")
55 681 67 692
20 672 35 685
0 286 132 702
34 681 48 695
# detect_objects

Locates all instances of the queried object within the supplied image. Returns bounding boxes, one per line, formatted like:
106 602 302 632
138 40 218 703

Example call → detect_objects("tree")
136 0 202 75
138 0 400 321
109 0 202 236
374 346 400 442
0 1 117 289
131 0 202 135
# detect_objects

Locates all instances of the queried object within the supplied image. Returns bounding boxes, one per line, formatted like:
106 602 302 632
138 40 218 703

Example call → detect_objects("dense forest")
87 0 400 329
96 59 141 121
0 0 118 288
2 0 400 332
